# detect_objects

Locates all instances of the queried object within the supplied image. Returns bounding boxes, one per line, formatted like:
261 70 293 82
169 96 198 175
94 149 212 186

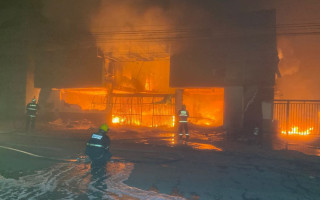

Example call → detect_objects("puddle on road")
271 136 320 157
0 161 185 200
160 133 223 151
186 142 223 151
273 141 320 157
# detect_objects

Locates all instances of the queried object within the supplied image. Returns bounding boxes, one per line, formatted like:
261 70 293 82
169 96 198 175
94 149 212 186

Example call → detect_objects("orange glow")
144 76 152 91
112 116 126 124
56 50 224 128
59 87 224 128
60 88 107 111
112 116 120 124
111 113 175 127
183 88 224 126
88 5 226 128
172 116 175 127
187 142 223 151
171 133 175 144
111 95 175 127
281 126 313 136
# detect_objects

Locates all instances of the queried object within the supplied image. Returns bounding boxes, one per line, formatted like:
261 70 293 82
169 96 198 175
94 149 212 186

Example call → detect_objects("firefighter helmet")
99 124 109 132
32 98 36 103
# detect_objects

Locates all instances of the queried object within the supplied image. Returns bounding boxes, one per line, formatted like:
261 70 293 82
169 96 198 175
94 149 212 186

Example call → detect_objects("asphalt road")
0 128 320 199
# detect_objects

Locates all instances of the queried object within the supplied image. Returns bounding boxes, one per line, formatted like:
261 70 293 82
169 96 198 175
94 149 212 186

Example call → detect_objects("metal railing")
273 100 320 135
111 94 175 127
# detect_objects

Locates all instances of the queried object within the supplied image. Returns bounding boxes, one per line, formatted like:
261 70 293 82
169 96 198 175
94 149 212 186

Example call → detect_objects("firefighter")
178 104 189 138
85 124 111 173
26 98 39 132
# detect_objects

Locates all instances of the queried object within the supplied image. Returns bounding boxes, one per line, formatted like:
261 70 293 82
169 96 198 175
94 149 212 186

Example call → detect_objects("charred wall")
169 9 278 135
34 47 104 88
0 0 103 119
170 10 278 88
0 56 28 119
0 1 32 119
33 0 103 88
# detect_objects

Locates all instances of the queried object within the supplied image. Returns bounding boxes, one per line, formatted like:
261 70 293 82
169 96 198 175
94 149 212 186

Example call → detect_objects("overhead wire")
90 22 320 39
5 21 320 60
89 21 320 60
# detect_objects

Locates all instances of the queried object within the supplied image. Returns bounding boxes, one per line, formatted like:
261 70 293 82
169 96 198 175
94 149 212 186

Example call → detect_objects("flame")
112 116 126 124
60 88 107 111
281 126 313 136
112 116 120 124
172 116 175 127
144 77 152 91
183 88 224 126
58 87 224 128
111 115 175 127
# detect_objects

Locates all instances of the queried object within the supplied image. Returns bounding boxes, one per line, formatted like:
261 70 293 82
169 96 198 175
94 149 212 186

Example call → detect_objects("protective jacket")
26 102 38 117
178 109 189 123
85 131 111 160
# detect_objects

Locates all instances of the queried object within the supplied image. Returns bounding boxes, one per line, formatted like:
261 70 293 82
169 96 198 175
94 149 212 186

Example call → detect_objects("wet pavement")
111 128 225 152
0 124 320 199
272 135 320 157
0 161 184 200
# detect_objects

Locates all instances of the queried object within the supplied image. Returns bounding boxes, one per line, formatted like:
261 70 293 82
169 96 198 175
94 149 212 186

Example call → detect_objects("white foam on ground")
0 162 185 200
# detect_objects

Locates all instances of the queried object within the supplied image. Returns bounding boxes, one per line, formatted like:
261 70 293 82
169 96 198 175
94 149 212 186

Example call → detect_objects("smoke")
40 0 101 48
89 0 173 57
89 0 274 56
36 0 277 60
32 0 320 100
41 0 100 29
277 40 300 77
276 37 320 99
275 0 320 99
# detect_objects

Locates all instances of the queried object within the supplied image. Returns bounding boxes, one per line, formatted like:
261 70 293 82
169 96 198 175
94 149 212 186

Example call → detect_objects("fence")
273 100 320 136
111 93 175 127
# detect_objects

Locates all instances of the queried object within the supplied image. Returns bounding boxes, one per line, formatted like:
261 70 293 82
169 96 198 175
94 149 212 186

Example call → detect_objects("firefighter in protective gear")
85 124 111 172
178 104 189 138
26 98 39 132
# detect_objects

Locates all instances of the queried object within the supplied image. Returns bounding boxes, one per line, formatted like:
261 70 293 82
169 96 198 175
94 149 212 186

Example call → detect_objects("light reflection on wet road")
158 132 320 156
186 142 223 151
272 135 320 157
159 132 224 151
0 161 185 200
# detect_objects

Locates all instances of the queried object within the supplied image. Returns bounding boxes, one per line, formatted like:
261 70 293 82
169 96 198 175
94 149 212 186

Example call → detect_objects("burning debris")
274 100 320 136
55 88 224 128
110 94 175 127
281 126 313 136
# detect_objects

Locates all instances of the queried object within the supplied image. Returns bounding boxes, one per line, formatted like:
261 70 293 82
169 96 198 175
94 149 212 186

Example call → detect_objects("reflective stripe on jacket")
26 103 38 116
86 132 110 150
85 131 111 160
86 143 109 150
178 109 189 123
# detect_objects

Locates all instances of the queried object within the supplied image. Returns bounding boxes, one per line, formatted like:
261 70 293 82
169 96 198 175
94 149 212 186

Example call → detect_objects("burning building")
169 9 278 136
0 1 278 136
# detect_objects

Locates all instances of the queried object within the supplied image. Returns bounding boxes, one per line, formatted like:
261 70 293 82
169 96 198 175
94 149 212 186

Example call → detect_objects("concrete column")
175 89 183 112
223 86 243 137
175 89 183 127
261 86 275 135
25 62 40 105
262 101 274 133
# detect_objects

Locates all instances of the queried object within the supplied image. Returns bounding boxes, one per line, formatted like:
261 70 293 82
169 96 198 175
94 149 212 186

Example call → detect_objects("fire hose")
0 144 182 165
0 145 91 163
